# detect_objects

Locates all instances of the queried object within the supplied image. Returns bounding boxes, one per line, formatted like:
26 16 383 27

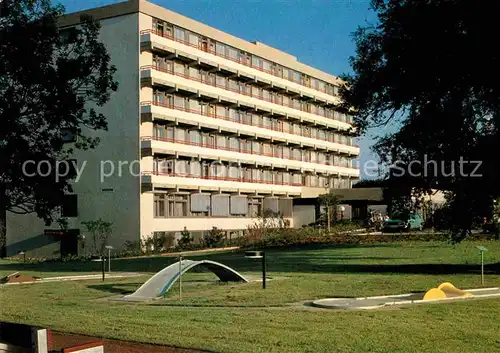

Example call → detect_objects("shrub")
202 227 226 248
81 218 113 255
178 227 194 249
141 232 175 253
245 209 290 247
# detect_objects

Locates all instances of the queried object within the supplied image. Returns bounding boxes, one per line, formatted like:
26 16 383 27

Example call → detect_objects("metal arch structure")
124 259 248 300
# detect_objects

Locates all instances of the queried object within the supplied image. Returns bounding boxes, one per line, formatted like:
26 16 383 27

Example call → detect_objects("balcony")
140 30 343 107
140 65 355 132
141 136 360 176
141 171 303 195
140 101 361 156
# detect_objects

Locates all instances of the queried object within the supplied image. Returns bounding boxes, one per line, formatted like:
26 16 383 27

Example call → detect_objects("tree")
81 219 113 255
178 227 193 248
202 227 225 248
341 0 500 241
318 190 340 231
0 0 117 256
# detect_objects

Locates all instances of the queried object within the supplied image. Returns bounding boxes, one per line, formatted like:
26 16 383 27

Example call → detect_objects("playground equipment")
423 282 472 300
121 259 248 301
311 282 500 310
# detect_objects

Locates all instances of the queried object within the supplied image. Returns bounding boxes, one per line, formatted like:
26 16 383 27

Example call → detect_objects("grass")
1 240 500 353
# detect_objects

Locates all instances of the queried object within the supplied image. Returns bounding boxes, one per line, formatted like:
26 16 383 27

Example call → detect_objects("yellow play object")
423 282 472 300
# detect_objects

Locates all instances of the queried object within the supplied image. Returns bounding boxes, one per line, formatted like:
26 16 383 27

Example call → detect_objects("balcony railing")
141 136 359 169
140 100 360 149
142 171 305 187
140 64 354 125
140 29 341 100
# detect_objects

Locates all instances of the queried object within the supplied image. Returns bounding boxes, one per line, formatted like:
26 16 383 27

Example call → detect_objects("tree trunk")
327 205 331 232
0 183 7 258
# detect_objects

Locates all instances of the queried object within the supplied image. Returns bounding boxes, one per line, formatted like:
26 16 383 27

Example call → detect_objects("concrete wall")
6 14 141 257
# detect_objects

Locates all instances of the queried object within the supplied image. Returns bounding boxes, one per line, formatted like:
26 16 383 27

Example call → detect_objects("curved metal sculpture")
124 260 248 300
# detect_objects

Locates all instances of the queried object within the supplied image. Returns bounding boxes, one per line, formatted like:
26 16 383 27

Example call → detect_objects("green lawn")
1 241 500 353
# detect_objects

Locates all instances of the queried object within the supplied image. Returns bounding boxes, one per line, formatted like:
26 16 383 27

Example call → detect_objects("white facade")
6 0 360 257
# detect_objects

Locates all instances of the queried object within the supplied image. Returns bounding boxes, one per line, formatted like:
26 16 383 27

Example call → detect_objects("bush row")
239 228 498 250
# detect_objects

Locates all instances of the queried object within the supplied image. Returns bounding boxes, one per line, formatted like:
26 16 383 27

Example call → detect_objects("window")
174 62 185 75
283 172 290 184
188 32 199 47
251 56 261 68
211 194 230 216
216 75 226 88
190 193 210 215
228 79 239 91
155 159 173 174
216 42 226 56
174 27 185 41
189 99 201 113
216 105 227 117
282 68 290 80
263 197 279 213
239 51 250 65
153 18 164 35
227 46 238 61
173 95 185 108
278 198 292 217
262 59 272 73
61 194 78 217
189 130 201 144
230 196 248 215
229 108 240 121
189 161 201 176
263 170 273 182
229 137 239 151
168 194 189 217
248 198 262 217
154 194 166 217
228 165 240 179
189 67 201 80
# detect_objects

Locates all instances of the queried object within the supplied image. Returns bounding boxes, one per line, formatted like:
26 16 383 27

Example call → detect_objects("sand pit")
0 272 40 284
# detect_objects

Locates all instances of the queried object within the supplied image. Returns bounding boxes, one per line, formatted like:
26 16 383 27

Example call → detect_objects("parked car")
383 213 423 232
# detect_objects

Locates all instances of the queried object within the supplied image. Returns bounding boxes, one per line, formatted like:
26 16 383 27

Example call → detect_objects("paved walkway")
311 287 500 310
0 272 143 286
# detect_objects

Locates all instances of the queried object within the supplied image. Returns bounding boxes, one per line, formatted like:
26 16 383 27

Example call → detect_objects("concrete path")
0 273 143 286
312 287 500 310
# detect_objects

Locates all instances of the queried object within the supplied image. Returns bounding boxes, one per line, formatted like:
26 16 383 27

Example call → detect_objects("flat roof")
58 0 342 86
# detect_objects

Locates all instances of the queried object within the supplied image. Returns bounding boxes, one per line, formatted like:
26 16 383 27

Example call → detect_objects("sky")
58 0 383 179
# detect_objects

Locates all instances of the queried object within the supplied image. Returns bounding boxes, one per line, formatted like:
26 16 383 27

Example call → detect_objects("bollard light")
105 245 114 273
245 251 266 289
178 254 183 301
476 246 488 286
339 205 346 220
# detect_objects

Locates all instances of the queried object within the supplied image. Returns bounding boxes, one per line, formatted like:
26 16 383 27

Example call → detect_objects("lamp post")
105 245 113 273
91 256 106 281
178 254 183 301
245 250 266 289
476 246 488 286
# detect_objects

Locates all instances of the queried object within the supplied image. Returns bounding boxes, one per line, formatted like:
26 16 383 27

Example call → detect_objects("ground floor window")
154 194 189 217
154 193 293 218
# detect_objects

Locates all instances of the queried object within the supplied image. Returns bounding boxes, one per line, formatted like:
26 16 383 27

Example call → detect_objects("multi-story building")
6 0 360 256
